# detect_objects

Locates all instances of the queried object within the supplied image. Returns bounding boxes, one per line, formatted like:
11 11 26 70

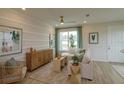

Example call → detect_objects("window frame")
59 30 78 52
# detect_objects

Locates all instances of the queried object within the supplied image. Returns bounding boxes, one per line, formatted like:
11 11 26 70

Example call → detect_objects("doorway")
107 25 124 62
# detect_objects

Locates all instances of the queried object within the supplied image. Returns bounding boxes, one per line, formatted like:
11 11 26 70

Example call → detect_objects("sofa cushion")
5 57 17 74
82 55 91 64
79 49 86 54
5 57 17 66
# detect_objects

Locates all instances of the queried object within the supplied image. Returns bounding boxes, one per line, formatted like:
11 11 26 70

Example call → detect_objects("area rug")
112 65 124 78
29 62 70 84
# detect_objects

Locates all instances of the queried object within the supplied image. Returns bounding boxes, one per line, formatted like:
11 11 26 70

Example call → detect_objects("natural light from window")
59 31 78 52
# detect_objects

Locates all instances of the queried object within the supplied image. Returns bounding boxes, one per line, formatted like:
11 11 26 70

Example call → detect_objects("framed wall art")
0 25 22 56
49 34 55 48
49 34 52 48
89 32 98 44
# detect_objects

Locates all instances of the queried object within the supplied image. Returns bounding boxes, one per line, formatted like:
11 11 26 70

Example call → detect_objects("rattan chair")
0 61 27 84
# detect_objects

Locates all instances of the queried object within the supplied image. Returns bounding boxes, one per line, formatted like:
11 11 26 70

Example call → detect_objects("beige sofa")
80 55 93 80
0 61 27 84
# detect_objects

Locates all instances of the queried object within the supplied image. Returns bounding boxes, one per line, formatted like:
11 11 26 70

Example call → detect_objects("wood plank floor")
15 61 124 84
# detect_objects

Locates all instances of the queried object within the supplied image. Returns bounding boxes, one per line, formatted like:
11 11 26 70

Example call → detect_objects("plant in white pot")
72 55 79 66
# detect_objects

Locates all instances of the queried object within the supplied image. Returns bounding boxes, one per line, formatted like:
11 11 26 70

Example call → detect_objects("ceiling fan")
58 16 76 25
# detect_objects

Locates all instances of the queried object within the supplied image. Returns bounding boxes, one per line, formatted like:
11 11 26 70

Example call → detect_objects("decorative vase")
30 47 33 53
71 64 80 74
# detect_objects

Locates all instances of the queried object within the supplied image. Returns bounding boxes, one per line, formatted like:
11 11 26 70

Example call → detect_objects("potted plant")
72 55 79 66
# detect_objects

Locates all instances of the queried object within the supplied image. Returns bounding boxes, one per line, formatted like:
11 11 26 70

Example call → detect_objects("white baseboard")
92 59 124 63
92 59 109 62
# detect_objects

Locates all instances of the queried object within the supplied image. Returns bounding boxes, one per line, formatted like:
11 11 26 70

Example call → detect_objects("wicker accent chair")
0 61 27 84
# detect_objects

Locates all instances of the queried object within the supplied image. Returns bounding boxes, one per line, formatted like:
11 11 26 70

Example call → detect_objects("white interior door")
108 25 124 62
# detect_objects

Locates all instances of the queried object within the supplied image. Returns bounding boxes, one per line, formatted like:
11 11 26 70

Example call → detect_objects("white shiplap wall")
0 9 54 61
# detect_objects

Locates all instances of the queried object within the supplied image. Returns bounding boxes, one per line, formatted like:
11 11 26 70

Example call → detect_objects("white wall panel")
83 21 124 62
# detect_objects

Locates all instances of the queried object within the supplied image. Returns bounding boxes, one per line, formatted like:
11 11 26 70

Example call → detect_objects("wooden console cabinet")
26 48 53 71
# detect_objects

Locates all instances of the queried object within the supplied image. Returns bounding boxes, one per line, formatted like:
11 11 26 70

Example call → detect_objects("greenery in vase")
72 55 79 65
72 49 86 65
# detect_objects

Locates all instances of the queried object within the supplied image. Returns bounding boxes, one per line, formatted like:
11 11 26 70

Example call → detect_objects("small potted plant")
71 55 80 74
72 55 79 66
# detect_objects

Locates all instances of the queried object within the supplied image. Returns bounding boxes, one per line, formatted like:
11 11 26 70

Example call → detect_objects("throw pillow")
82 55 91 64
5 57 17 74
79 49 86 54
5 57 17 66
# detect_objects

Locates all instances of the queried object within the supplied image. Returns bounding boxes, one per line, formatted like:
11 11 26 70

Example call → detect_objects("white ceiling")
13 8 124 28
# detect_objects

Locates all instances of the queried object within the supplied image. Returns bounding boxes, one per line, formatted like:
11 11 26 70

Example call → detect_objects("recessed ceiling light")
22 8 26 11
83 21 87 24
60 22 64 25
55 24 58 26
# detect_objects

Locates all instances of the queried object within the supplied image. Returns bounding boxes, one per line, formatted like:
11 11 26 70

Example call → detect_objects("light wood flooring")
15 61 124 84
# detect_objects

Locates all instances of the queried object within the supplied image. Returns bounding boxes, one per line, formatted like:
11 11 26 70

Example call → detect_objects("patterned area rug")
29 62 70 84
112 65 124 78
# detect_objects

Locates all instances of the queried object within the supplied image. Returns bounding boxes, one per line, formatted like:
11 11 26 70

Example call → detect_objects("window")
59 30 78 52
